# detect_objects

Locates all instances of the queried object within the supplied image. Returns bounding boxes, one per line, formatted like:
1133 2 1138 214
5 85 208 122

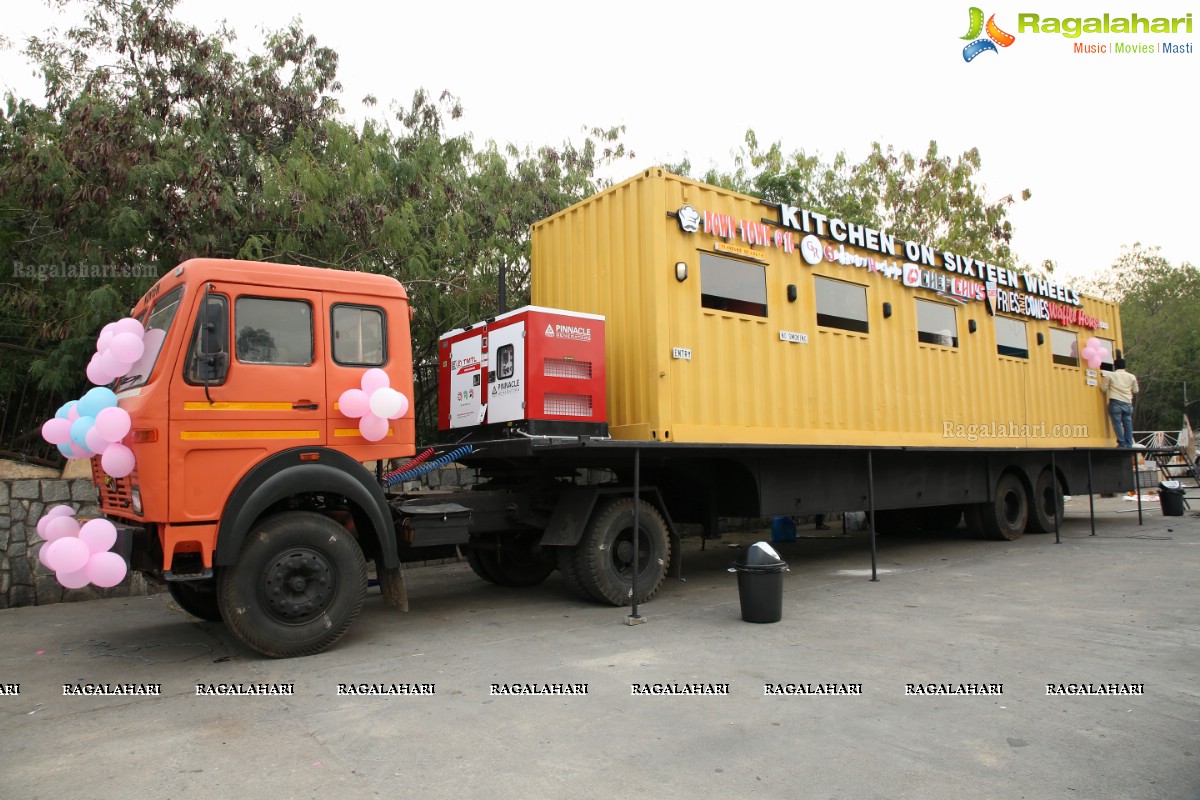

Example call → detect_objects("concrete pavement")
1 495 1197 800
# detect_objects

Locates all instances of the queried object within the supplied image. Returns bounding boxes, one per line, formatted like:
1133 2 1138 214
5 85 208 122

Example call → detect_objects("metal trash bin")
728 541 789 623
1159 481 1185 517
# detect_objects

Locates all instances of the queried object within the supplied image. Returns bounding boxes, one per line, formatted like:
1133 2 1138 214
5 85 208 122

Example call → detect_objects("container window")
814 276 868 333
332 304 386 366
235 297 313 365
1051 328 1078 367
916 299 958 347
995 317 1029 359
699 252 767 317
1095 336 1116 371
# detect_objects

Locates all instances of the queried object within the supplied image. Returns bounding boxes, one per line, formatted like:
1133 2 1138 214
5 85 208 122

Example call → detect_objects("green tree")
1087 244 1200 431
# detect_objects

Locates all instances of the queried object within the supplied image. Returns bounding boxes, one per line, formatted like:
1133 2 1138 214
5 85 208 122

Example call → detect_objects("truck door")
169 284 326 523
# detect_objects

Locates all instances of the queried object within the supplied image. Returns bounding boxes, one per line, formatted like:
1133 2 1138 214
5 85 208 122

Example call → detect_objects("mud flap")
377 564 409 612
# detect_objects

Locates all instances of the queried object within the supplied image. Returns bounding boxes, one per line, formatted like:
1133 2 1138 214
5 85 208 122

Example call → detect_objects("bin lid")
1160 480 1181 490
729 541 789 573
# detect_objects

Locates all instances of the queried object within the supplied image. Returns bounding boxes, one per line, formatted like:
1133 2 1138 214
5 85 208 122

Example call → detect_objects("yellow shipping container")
532 168 1122 448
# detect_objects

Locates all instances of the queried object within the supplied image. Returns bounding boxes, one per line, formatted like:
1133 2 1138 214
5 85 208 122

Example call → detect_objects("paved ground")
1 495 1197 800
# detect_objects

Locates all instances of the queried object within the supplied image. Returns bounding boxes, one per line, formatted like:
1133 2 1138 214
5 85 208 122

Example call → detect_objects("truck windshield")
116 285 184 391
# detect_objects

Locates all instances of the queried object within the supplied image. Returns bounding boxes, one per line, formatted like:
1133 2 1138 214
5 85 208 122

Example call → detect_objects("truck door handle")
292 402 319 410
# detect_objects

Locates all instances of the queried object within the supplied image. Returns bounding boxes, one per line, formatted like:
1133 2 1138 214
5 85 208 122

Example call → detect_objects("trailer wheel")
168 578 222 622
1027 470 1064 533
974 473 1028 541
572 497 670 605
217 511 366 658
468 534 556 587
556 545 594 600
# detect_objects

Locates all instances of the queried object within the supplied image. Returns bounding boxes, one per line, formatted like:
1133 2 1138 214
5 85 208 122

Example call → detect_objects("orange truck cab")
95 259 415 656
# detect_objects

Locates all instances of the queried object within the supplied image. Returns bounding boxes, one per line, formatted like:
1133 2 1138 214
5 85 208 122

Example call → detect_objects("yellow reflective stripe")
333 428 393 438
180 430 320 440
183 402 294 411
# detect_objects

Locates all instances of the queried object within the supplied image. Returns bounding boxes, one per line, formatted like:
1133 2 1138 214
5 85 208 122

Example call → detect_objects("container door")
487 319 526 424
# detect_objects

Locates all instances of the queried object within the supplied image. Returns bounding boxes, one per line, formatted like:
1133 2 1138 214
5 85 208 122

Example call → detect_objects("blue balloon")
69 416 95 451
56 400 78 420
77 387 118 418
57 442 75 458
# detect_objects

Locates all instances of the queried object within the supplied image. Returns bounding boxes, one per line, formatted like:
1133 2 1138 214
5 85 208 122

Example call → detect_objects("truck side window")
185 293 230 384
699 252 767 317
814 276 868 333
916 299 958 347
995 317 1029 359
235 297 313 366
332 304 386 366
1051 328 1078 367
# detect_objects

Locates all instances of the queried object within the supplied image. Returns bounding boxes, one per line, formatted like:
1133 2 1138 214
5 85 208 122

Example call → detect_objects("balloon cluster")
1082 337 1111 370
41 387 136 477
36 506 128 589
338 368 409 442
86 317 162 386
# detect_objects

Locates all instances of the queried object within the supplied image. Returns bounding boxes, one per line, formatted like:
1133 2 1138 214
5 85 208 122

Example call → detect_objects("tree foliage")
1085 244 1200 431
1 0 630 443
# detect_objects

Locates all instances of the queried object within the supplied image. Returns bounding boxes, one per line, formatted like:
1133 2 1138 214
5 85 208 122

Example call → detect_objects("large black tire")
168 578 222 622
973 473 1028 541
217 511 367 658
1027 469 1064 533
467 534 556 587
556 545 594 600
571 497 671 605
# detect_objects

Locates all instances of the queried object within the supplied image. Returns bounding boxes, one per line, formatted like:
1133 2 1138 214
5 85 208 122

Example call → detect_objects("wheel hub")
262 548 334 623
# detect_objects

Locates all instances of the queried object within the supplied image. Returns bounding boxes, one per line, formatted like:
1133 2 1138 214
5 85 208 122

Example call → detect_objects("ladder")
1149 417 1199 509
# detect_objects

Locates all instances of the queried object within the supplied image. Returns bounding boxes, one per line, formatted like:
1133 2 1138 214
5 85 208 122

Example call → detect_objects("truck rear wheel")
1027 469 1064 533
971 473 1028 541
572 497 670 605
217 511 367 658
168 578 222 622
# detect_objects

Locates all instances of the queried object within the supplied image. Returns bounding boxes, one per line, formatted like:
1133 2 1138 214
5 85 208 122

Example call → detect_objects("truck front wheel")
572 497 671 605
217 511 367 658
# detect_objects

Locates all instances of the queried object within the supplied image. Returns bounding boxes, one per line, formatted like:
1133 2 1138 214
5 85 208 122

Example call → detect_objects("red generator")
438 306 607 437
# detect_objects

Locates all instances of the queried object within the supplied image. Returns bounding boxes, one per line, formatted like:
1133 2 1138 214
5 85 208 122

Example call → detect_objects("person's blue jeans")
1108 400 1134 448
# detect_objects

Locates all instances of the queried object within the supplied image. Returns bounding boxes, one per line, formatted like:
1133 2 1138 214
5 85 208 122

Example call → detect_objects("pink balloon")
368 387 404 419
338 388 369 418
110 332 145 364
85 426 111 454
101 443 136 478
358 413 388 442
97 322 118 352
43 515 80 542
85 551 128 588
112 317 145 338
94 406 132 442
86 359 115 386
57 566 92 590
42 417 72 445
361 368 390 394
46 504 76 519
67 405 79 423
37 506 75 539
99 348 127 378
67 442 91 460
79 518 118 554
38 542 60 571
394 392 410 420
46 536 90 574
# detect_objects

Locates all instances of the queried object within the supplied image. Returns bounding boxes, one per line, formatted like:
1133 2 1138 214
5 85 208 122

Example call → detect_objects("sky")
3 0 1197 289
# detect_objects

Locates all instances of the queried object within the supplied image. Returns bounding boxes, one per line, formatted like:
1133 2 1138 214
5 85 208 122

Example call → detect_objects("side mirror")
197 352 228 382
